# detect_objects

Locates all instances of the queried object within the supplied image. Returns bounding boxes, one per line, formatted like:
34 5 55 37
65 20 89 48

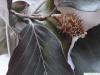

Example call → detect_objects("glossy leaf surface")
7 21 73 75
71 25 100 75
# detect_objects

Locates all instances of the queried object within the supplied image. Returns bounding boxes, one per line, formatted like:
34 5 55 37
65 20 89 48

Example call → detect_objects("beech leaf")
7 20 74 75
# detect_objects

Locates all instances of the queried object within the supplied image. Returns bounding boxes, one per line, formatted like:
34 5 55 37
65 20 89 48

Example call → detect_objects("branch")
11 10 61 21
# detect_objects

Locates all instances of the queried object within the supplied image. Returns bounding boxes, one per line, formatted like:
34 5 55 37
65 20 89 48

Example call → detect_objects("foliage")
0 0 100 75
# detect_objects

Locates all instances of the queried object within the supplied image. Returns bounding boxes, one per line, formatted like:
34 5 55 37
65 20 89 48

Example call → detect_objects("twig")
11 10 61 21
11 10 47 20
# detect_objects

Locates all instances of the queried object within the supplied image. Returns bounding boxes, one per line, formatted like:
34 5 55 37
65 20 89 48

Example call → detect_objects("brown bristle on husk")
54 13 85 37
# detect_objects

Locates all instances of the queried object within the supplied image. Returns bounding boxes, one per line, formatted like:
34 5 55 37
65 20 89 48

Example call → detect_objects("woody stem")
11 10 61 21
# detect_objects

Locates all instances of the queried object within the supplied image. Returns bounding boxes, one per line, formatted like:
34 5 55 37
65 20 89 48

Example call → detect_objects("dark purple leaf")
7 20 74 75
71 25 100 75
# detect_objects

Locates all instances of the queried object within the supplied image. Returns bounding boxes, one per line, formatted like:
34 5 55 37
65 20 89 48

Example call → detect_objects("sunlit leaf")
27 0 46 15
54 0 100 12
0 0 9 24
0 0 10 54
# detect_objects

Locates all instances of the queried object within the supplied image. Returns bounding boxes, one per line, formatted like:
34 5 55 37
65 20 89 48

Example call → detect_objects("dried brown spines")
54 13 86 37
